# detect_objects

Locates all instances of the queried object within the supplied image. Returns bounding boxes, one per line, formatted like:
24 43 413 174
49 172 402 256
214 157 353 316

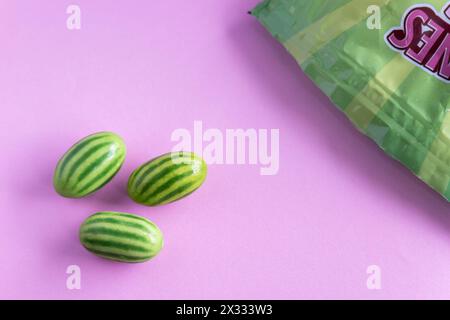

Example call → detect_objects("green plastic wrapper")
252 0 450 201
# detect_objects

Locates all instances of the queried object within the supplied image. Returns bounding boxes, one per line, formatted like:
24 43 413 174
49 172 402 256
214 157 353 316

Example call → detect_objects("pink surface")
1 0 450 300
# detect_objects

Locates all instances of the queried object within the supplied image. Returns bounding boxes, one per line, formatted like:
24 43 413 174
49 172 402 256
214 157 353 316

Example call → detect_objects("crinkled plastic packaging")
253 0 450 201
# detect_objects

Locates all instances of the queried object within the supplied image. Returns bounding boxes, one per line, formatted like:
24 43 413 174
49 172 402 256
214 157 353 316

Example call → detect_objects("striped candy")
53 132 126 198
127 151 207 206
79 211 163 263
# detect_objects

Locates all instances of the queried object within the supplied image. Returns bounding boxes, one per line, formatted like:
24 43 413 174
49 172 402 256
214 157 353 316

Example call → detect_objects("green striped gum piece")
53 132 126 198
127 151 207 206
79 211 164 263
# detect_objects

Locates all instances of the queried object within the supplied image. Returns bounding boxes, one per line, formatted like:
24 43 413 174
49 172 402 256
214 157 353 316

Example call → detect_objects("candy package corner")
252 0 450 201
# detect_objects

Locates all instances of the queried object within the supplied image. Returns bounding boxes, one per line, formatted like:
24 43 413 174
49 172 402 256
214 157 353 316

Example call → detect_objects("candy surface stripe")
56 134 108 180
127 152 207 206
79 211 163 263
53 132 126 198
130 154 193 190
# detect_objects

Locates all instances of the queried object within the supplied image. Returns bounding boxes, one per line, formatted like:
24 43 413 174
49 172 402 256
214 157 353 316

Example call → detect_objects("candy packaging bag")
252 0 450 201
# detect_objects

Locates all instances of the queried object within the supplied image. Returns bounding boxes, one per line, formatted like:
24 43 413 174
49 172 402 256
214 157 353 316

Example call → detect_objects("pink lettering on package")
386 3 450 82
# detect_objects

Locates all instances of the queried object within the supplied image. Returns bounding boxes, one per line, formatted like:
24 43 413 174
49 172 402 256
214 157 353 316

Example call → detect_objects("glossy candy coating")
53 132 126 198
79 211 163 263
127 152 207 206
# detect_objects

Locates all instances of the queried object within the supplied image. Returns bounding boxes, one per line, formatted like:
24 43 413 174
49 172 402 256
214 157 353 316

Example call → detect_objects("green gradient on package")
253 0 450 201
252 0 352 42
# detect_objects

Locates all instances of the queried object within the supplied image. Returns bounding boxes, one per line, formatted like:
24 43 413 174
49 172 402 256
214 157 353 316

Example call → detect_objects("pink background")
1 0 450 300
